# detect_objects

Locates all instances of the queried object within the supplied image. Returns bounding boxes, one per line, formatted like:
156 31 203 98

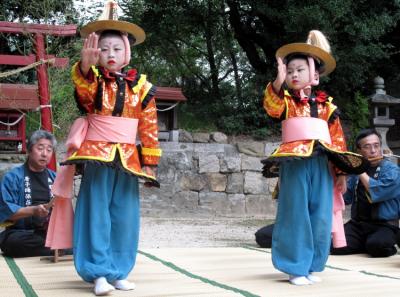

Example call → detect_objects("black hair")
355 128 382 149
98 30 136 45
285 53 322 72
27 130 57 152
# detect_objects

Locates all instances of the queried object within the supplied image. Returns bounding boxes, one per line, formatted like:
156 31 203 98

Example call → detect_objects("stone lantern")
369 76 400 154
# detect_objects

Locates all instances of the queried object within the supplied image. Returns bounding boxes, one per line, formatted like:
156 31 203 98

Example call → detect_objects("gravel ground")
0 217 273 249
139 217 273 249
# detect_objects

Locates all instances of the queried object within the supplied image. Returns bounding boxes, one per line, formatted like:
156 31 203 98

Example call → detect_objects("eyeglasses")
360 143 381 151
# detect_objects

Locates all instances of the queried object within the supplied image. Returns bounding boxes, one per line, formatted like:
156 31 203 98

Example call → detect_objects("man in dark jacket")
0 130 56 257
256 129 400 256
331 129 400 257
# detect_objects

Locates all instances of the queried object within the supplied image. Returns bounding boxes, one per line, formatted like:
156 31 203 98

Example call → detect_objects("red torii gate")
0 21 77 170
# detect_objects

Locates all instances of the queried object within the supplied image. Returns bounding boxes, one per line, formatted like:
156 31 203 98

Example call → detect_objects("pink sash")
86 114 138 143
46 115 138 250
331 176 347 248
282 117 331 144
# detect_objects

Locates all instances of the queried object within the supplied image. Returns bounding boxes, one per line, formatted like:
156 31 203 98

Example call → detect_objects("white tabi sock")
93 277 115 296
307 273 322 283
112 279 136 291
289 275 313 286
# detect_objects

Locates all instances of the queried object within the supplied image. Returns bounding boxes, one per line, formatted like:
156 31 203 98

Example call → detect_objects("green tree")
0 0 79 138
344 91 370 149
119 0 400 137
0 0 75 23
121 0 273 136
4 0 400 139
226 0 400 125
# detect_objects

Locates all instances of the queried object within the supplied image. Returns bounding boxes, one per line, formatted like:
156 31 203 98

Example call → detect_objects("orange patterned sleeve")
329 117 347 152
138 82 162 165
327 102 347 152
263 83 287 119
328 104 348 175
71 62 99 112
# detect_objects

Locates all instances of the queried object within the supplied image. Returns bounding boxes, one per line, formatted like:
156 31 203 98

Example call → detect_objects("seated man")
256 129 400 253
0 130 56 257
331 128 400 257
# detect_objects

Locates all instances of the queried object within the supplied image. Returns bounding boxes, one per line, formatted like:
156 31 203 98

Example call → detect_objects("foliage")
48 38 82 139
343 91 370 149
0 0 79 138
225 0 400 108
2 1 400 140
118 0 400 137
121 0 260 134
0 0 75 23
0 0 76 67
177 104 218 132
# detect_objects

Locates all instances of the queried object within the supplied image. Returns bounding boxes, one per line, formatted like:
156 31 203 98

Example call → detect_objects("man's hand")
8 204 50 222
32 204 50 218
80 32 100 77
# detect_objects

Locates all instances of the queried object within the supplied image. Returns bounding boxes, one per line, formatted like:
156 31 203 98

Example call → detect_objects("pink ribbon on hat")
121 33 131 68
299 56 320 100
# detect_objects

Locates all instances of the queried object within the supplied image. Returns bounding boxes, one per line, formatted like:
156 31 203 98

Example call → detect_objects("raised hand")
80 32 100 77
272 56 287 93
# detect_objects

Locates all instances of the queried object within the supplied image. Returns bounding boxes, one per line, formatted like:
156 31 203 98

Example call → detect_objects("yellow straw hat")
276 31 336 76
80 0 145 46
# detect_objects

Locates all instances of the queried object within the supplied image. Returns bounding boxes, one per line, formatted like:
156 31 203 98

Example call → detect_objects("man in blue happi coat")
0 130 56 257
331 129 400 257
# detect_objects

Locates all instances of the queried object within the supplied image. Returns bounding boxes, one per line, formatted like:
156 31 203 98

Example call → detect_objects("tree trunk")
204 1 221 101
221 3 242 99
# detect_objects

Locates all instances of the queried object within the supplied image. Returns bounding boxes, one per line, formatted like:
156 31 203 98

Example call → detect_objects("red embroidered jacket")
263 83 347 158
67 62 162 180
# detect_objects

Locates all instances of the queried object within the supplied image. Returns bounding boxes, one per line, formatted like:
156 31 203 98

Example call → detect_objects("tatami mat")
1 248 400 297
0 256 25 297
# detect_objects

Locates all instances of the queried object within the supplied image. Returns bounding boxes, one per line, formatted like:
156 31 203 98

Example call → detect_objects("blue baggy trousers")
73 163 140 283
272 156 333 276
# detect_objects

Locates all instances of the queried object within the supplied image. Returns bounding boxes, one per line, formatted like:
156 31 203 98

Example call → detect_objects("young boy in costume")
262 30 367 285
47 0 161 295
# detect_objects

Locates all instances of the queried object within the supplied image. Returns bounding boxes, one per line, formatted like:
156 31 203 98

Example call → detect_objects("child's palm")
80 33 100 76
276 57 287 85
82 47 99 66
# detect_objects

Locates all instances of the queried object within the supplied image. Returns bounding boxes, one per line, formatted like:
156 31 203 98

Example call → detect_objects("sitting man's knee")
330 244 362 255
1 240 21 257
366 240 397 257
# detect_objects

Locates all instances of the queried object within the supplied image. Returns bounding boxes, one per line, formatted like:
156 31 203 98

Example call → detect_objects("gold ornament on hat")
80 0 145 46
275 30 336 76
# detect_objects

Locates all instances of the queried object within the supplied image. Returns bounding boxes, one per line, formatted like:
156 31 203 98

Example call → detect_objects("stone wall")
0 155 26 180
140 134 280 219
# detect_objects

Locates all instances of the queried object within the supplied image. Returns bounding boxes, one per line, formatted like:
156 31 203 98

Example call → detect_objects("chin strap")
299 56 320 100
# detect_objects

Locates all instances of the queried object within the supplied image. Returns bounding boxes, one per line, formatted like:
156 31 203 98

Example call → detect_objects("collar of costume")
291 90 328 103
94 67 141 115
98 66 139 82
